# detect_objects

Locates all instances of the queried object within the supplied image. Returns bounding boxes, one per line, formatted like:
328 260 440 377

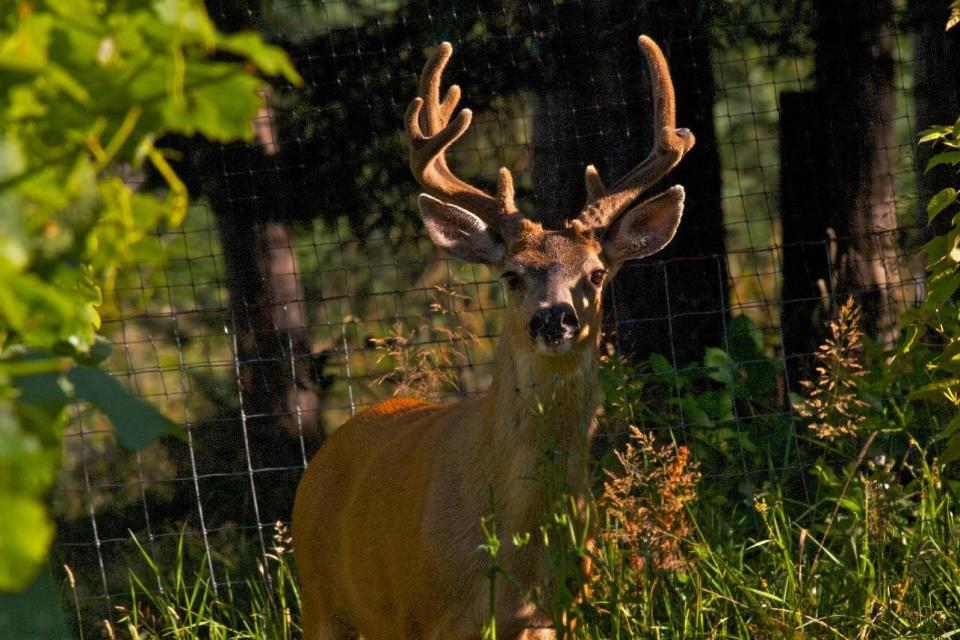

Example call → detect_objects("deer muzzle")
529 304 580 350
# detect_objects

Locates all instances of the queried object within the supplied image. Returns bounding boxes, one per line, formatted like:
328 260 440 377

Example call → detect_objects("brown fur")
293 225 605 640
295 35 692 640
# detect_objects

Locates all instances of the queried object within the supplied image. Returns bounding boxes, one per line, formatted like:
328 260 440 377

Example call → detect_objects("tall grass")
93 524 300 640
91 302 960 639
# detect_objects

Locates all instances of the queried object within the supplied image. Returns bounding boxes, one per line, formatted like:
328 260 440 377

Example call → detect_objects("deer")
292 35 695 640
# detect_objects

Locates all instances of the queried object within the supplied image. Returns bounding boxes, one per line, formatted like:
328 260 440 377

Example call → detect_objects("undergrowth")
77 124 960 638
101 292 960 638
84 524 301 640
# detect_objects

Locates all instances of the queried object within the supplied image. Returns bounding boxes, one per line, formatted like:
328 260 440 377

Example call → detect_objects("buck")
292 36 695 640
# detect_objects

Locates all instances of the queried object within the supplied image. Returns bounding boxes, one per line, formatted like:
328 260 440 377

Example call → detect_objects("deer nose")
529 304 580 345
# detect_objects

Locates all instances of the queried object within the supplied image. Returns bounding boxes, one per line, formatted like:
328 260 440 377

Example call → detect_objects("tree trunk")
779 92 836 385
213 103 327 469
532 0 726 366
911 0 960 237
531 0 605 229
815 0 902 347
217 214 324 456
782 0 902 370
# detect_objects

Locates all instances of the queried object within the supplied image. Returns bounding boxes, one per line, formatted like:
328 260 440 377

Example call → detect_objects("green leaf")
217 32 303 85
0 493 54 592
699 388 735 422
82 335 113 365
67 366 179 450
680 394 713 428
839 496 862 513
158 66 264 141
908 378 960 402
927 188 958 223
11 371 70 412
0 0 297 600
937 413 960 442
0 268 99 352
927 271 960 303
44 63 93 106
704 347 735 387
727 314 764 362
743 358 777 398
926 150 960 172
648 352 674 376
943 431 960 465
923 234 949 268
0 407 58 499
0 13 52 72
152 0 217 44
918 129 947 144
0 569 71 638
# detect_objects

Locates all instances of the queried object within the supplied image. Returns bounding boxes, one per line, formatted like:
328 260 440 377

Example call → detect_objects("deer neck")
470 323 601 532
486 333 600 446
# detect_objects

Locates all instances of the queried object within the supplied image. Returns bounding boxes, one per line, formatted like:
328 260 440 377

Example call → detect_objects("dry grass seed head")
371 285 479 397
793 296 869 441
601 425 701 573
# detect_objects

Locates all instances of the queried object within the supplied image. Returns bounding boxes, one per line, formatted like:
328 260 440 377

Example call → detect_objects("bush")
0 1 299 635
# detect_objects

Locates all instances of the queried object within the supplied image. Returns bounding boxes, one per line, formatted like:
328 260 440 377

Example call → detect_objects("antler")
404 42 520 236
577 36 696 231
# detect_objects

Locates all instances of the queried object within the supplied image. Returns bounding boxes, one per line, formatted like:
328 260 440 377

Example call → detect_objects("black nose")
529 304 580 345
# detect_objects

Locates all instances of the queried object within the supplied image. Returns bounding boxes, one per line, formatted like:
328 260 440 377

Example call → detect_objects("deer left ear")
602 186 684 268
417 194 506 265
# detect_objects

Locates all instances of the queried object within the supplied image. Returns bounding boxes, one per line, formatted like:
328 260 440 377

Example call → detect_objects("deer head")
405 37 695 356
293 38 698 640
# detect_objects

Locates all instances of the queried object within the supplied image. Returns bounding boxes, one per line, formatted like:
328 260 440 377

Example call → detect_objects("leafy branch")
0 0 301 628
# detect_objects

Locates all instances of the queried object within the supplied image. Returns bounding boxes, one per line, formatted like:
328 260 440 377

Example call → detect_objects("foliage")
599 426 700 575
794 297 868 441
369 285 479 398
901 117 960 464
106 524 300 640
0 0 299 625
108 214 960 638
118 291 960 637
600 314 788 483
567 308 960 637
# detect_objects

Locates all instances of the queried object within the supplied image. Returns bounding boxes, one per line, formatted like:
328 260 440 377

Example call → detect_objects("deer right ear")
601 185 684 268
417 194 506 265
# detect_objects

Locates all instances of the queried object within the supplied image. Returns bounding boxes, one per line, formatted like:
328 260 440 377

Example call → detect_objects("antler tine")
583 165 606 202
405 42 519 233
418 42 458 134
578 36 696 230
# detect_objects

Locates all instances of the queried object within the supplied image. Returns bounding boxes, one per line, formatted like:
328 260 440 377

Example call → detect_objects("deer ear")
417 194 506 265
602 186 684 268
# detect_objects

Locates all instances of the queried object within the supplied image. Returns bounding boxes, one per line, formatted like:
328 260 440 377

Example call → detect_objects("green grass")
95 309 960 640
582 458 960 638
102 437 960 639
103 525 300 640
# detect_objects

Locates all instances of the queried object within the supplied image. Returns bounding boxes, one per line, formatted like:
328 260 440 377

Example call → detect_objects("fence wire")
50 0 935 630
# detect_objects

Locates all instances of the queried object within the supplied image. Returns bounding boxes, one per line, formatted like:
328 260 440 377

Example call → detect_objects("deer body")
294 326 600 639
293 37 694 639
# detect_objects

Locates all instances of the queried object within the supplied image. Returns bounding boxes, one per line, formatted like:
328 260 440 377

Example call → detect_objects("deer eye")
589 269 607 287
500 271 523 291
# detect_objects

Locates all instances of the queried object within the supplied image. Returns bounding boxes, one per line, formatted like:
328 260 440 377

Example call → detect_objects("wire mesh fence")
48 0 943 631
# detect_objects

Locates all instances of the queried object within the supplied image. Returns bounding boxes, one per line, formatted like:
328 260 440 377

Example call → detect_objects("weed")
95 300 960 639
794 296 869 442
600 426 700 575
107 523 301 640
370 285 479 397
